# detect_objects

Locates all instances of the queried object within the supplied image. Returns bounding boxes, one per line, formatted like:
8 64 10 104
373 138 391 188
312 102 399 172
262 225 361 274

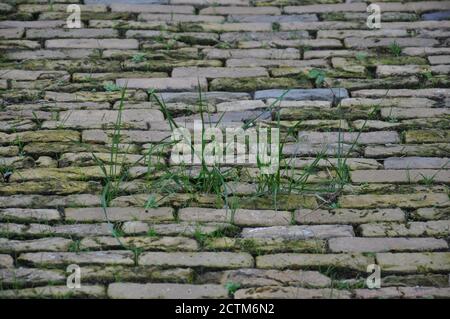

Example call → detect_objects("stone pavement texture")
0 0 449 299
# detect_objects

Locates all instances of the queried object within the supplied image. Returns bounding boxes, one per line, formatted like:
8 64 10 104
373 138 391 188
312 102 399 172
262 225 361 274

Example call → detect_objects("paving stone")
339 193 449 209
157 91 250 104
365 144 450 158
172 67 268 79
256 253 374 272
351 170 450 184
204 48 299 60
47 109 164 129
284 3 366 14
108 283 228 299
382 274 449 288
201 268 331 288
200 6 280 15
0 285 106 299
295 208 405 225
80 236 198 251
241 225 354 240
329 237 448 253
178 207 291 226
0 70 69 81
0 208 61 222
422 10 450 21
0 255 13 268
0 268 65 287
298 131 400 145
355 287 450 299
139 252 254 268
254 88 348 101
0 28 24 39
18 251 135 267
228 14 317 23
26 28 118 39
111 4 195 13
384 157 449 169
116 77 207 91
235 286 351 299
216 100 265 112
376 252 450 274
65 207 173 222
0 195 101 209
352 89 450 99
205 237 326 253
221 31 310 43
411 207 450 221
0 238 72 253
358 220 450 237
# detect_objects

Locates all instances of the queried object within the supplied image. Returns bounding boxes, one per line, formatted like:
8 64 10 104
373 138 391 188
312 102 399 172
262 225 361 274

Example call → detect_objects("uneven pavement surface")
0 0 449 299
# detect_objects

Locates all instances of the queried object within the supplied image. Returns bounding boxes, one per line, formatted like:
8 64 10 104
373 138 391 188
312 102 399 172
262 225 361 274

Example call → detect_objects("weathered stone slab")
26 28 118 39
157 91 250 104
111 4 195 14
201 268 330 288
241 225 354 240
351 170 450 184
0 268 65 287
108 283 228 299
65 207 173 222
355 287 450 299
47 109 164 129
46 39 138 49
178 207 291 226
80 236 198 251
0 70 68 81
2 223 113 237
0 238 72 253
341 97 436 108
381 107 450 119
412 207 450 221
0 194 101 209
216 100 265 112
221 31 309 43
365 144 450 158
405 130 450 143
172 67 268 79
228 14 317 23
200 6 280 15
352 89 450 99
296 208 405 225
298 131 399 145
0 20 67 29
235 286 351 299
359 220 450 237
0 28 24 39
329 237 448 253
116 77 207 91
285 3 366 14
254 88 348 101
256 253 374 272
339 193 449 209
18 251 135 267
204 48 299 60
0 255 13 268
0 285 106 299
82 265 194 283
0 208 61 222
376 252 450 273
139 252 254 268
280 21 360 31
139 13 224 22
384 157 449 169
